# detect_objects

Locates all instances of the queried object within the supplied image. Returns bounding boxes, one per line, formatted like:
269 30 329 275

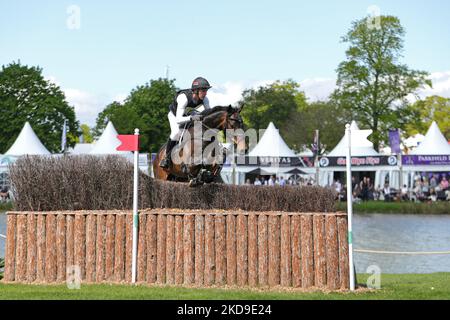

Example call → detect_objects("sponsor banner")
389 129 401 154
318 156 398 167
402 155 450 166
233 156 316 168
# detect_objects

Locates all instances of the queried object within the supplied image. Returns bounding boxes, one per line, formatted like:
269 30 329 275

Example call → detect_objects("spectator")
279 176 286 186
334 180 342 194
440 176 449 190
401 184 409 201
268 175 276 186
360 177 369 201
383 183 392 202
429 188 437 202
245 178 251 185
0 186 10 201
430 175 438 189
254 177 262 186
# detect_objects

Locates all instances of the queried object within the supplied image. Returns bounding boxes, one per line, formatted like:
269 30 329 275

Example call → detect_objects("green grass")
336 200 450 214
0 201 13 212
0 273 449 300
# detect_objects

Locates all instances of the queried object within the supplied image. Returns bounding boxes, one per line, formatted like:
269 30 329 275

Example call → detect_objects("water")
353 214 450 274
1 212 449 274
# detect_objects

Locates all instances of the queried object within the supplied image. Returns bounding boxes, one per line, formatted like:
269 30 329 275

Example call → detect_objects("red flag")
117 135 139 151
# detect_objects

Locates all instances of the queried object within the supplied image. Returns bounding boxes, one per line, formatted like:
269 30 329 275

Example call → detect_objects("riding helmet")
191 77 212 91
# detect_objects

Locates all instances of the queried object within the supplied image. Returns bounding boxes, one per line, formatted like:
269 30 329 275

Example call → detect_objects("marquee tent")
89 121 131 155
4 122 51 156
409 121 450 155
327 121 379 157
221 122 307 184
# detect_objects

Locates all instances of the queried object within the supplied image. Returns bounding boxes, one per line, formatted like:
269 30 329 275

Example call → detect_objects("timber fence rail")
3 209 349 290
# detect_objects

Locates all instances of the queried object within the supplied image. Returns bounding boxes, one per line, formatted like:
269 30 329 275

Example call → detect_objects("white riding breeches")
168 111 184 141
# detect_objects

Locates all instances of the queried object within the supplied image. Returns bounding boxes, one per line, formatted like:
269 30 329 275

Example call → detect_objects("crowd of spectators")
333 173 450 203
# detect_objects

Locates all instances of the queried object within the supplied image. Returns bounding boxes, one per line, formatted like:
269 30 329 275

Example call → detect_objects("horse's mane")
201 105 232 117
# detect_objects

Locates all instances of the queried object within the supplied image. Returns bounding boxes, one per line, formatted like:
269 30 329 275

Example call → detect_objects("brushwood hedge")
9 155 337 212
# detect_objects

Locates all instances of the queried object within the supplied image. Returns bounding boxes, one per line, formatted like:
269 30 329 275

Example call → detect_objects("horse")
152 105 245 186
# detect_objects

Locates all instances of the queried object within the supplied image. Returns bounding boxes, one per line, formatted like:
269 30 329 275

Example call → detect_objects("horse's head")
225 104 244 131
225 104 246 153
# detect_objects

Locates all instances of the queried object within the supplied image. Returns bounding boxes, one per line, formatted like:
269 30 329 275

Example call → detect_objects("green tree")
94 78 177 152
332 15 431 151
404 95 450 138
0 61 80 153
284 100 353 153
79 124 94 143
239 79 308 143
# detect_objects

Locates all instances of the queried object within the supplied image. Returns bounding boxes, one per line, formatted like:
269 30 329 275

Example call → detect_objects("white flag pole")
345 123 355 291
131 128 139 284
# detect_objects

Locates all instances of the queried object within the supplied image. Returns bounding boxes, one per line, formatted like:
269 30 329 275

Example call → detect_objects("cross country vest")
169 89 204 116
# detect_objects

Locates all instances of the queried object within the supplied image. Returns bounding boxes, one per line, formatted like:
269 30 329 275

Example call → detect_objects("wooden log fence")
3 209 349 290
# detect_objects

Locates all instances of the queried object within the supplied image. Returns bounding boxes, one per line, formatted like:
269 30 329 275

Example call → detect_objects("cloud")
207 80 274 106
47 71 450 128
64 89 106 126
299 78 336 102
418 71 450 99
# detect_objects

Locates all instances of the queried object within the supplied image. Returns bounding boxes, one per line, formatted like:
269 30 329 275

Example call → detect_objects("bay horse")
152 105 245 186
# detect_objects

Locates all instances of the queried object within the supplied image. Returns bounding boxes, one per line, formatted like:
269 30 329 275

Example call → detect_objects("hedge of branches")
10 155 336 212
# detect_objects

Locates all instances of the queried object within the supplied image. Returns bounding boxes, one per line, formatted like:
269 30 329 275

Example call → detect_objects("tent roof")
410 121 450 155
5 122 51 156
327 121 379 156
89 121 131 155
248 122 297 157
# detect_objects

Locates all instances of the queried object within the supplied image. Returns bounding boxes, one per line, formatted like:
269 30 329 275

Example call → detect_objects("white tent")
248 122 297 157
4 122 51 156
327 121 379 156
222 122 303 184
89 121 130 155
409 121 450 155
403 133 425 149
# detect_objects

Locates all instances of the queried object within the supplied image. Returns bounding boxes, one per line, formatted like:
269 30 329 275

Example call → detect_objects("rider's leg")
160 112 180 168
160 138 177 168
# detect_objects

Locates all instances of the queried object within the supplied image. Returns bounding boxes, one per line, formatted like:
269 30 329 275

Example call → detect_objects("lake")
1 212 449 274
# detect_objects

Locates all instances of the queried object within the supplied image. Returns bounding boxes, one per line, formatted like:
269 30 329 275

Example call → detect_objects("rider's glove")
191 114 203 121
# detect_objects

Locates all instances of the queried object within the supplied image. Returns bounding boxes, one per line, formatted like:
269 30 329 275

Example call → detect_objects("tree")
0 61 80 153
284 100 353 153
332 15 431 151
94 78 177 152
404 95 450 138
239 79 308 142
79 124 94 143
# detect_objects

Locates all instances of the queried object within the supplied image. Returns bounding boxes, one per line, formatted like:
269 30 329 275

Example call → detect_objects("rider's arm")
202 96 211 110
175 94 192 124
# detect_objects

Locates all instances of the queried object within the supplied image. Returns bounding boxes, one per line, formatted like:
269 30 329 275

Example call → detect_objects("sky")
1 0 450 126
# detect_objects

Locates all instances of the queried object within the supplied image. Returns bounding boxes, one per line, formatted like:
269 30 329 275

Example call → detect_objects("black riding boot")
159 139 177 168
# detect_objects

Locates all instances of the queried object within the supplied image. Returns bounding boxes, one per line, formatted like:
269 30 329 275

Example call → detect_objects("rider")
159 76 212 168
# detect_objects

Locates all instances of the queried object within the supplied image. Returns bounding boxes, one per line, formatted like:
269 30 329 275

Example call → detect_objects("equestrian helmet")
191 77 212 91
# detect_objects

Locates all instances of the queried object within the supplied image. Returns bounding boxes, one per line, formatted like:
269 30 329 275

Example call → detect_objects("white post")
131 128 139 284
345 124 355 291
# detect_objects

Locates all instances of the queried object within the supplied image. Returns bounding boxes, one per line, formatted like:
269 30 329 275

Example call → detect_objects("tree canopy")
238 79 308 146
404 95 450 139
283 100 352 153
332 15 432 151
94 78 177 153
0 62 79 153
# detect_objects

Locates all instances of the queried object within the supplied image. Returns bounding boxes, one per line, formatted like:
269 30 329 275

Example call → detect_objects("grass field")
0 273 449 300
336 200 450 214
